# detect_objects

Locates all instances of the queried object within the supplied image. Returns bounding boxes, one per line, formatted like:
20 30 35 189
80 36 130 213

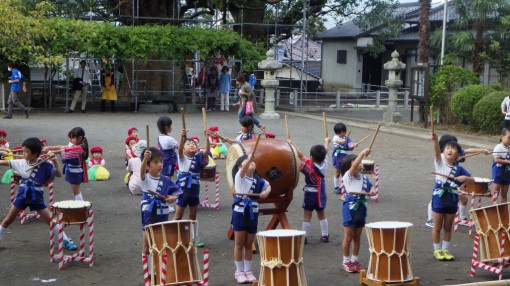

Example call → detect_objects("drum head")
362 160 374 165
226 144 244 194
257 229 306 237
473 177 492 183
53 200 91 208
146 220 196 229
365 221 413 229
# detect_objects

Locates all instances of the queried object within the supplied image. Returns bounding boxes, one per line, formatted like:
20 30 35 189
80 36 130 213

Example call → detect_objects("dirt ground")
0 110 505 286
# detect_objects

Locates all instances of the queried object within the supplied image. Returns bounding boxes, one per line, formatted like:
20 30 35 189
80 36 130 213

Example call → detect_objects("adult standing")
502 95 510 129
4 63 29 119
205 66 219 111
219 66 231 111
66 60 90 113
100 66 117 113
236 75 265 132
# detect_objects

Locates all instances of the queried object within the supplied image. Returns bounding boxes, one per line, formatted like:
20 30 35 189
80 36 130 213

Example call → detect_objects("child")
157 116 178 178
0 137 77 250
208 126 228 159
289 137 331 244
332 123 358 194
340 148 377 272
0 129 9 148
493 128 510 203
127 140 146 195
173 129 211 247
425 134 490 227
125 136 138 165
128 126 139 139
46 127 88 201
140 147 182 278
232 154 271 284
87 146 110 181
430 131 473 261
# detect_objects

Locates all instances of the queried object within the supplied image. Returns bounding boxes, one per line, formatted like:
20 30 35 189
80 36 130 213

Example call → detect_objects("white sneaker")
425 219 434 228
244 271 257 282
234 271 248 284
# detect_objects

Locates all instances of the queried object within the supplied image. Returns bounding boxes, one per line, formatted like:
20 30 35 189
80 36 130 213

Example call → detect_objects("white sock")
428 201 433 221
235 260 244 272
74 193 83 201
319 219 329 236
333 177 339 189
52 225 69 241
433 243 441 251
244 260 252 272
351 255 359 262
343 256 350 263
302 222 311 237
459 204 467 218
442 240 450 250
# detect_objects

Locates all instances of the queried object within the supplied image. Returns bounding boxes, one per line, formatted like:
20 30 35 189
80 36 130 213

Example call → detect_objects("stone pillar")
258 49 283 119
383 51 406 123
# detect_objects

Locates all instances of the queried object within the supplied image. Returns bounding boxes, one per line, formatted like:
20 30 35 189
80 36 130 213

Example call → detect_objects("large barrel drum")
225 138 299 197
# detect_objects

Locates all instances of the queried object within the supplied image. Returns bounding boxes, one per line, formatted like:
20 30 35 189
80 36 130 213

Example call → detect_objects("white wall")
277 64 317 81
321 40 360 91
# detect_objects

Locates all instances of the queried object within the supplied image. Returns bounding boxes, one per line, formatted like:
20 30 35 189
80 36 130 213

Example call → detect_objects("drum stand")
49 210 95 270
359 270 420 286
10 176 55 225
339 165 380 202
199 172 220 211
471 231 510 280
454 193 492 238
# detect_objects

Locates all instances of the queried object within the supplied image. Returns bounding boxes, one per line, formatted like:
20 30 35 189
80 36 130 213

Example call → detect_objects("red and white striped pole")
202 249 209 286
161 251 167 285
471 233 479 277
373 164 380 202
49 217 55 262
48 180 54 207
10 175 15 204
454 202 460 232
88 210 95 267
142 253 150 286
79 224 86 256
468 195 476 237
57 213 65 270
492 190 499 204
214 172 220 211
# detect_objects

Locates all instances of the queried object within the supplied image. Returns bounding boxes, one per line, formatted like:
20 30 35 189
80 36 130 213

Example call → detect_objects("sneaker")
194 236 204 247
334 187 342 194
342 261 358 273
64 109 74 113
425 219 434 228
81 110 86 113
443 249 455 261
352 261 365 271
433 249 445 261
63 238 77 250
3 115 12 119
24 109 30 118
244 271 257 282
234 271 248 284
320 235 329 243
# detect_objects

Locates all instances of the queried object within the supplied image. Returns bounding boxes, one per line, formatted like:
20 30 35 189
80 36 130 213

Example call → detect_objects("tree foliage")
450 84 494 124
472 91 508 134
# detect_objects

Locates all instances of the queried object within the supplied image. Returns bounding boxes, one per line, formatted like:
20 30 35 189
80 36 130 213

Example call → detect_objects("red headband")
0 129 7 137
125 136 138 145
209 126 219 132
90 146 103 153
127 126 138 136
265 132 276 138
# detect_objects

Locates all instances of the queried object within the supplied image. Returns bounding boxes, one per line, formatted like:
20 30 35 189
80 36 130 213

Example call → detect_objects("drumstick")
251 133 262 157
147 190 167 200
202 108 207 131
25 157 52 172
357 135 371 145
234 193 261 197
430 106 434 133
211 131 234 145
368 124 381 150
285 115 290 140
492 151 510 154
346 130 351 138
146 125 150 148
457 152 482 161
181 108 186 130
431 172 456 181
322 112 328 137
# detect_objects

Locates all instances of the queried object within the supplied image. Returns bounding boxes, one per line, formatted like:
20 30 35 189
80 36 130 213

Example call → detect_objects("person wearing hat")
265 132 276 139
87 146 110 181
127 126 139 139
0 130 9 149
208 126 228 159
127 140 147 195
125 136 139 166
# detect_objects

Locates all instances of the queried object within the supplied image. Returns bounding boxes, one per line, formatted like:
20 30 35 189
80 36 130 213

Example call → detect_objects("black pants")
101 100 116 112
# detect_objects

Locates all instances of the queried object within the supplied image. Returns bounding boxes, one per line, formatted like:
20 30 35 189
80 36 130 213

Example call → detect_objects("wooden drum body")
365 221 413 282
362 160 375 174
144 220 202 285
461 177 492 196
471 202 510 261
257 229 307 286
226 138 299 197
52 200 91 225
200 156 216 181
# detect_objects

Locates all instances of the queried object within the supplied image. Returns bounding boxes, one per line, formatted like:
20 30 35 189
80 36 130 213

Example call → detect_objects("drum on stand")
144 220 202 285
200 156 216 181
52 200 91 225
365 221 414 282
257 229 307 286
362 160 375 175
461 177 492 196
470 202 510 261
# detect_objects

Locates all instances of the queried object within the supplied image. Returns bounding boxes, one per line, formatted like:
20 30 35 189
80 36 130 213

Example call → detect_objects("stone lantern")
383 50 406 123
258 48 283 119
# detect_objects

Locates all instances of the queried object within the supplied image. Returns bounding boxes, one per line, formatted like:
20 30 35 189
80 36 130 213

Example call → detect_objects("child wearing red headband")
125 136 138 165
208 126 228 159
87 146 110 180
0 129 9 149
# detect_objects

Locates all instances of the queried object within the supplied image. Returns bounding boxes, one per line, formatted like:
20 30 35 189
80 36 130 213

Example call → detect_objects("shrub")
472 91 509 134
450 85 494 124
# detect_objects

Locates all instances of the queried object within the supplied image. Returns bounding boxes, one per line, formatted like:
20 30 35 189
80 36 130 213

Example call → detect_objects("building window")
337 50 347 64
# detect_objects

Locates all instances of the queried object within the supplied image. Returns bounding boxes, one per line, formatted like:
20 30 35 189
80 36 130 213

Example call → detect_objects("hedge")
472 91 509 134
450 85 494 124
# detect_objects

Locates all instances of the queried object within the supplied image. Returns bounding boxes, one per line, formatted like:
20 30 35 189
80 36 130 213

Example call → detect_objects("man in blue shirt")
4 63 29 119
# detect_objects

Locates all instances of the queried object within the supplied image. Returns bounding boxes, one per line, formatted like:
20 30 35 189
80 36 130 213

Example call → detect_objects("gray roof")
317 21 363 40
407 3 459 23
285 61 321 79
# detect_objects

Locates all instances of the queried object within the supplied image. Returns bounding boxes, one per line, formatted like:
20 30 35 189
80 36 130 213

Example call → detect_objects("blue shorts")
141 211 169 231
13 190 46 211
176 195 200 207
492 166 510 185
342 203 366 228
302 191 326 211
232 211 258 234
332 153 348 169
65 172 83 185
431 193 458 215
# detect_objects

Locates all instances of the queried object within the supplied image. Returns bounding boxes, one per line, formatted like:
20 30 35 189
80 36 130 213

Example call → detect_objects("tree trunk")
228 1 267 43
418 0 431 63
472 21 486 75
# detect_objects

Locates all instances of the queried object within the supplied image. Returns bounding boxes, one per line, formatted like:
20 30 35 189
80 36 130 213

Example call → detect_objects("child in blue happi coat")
157 116 178 178
332 122 359 194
